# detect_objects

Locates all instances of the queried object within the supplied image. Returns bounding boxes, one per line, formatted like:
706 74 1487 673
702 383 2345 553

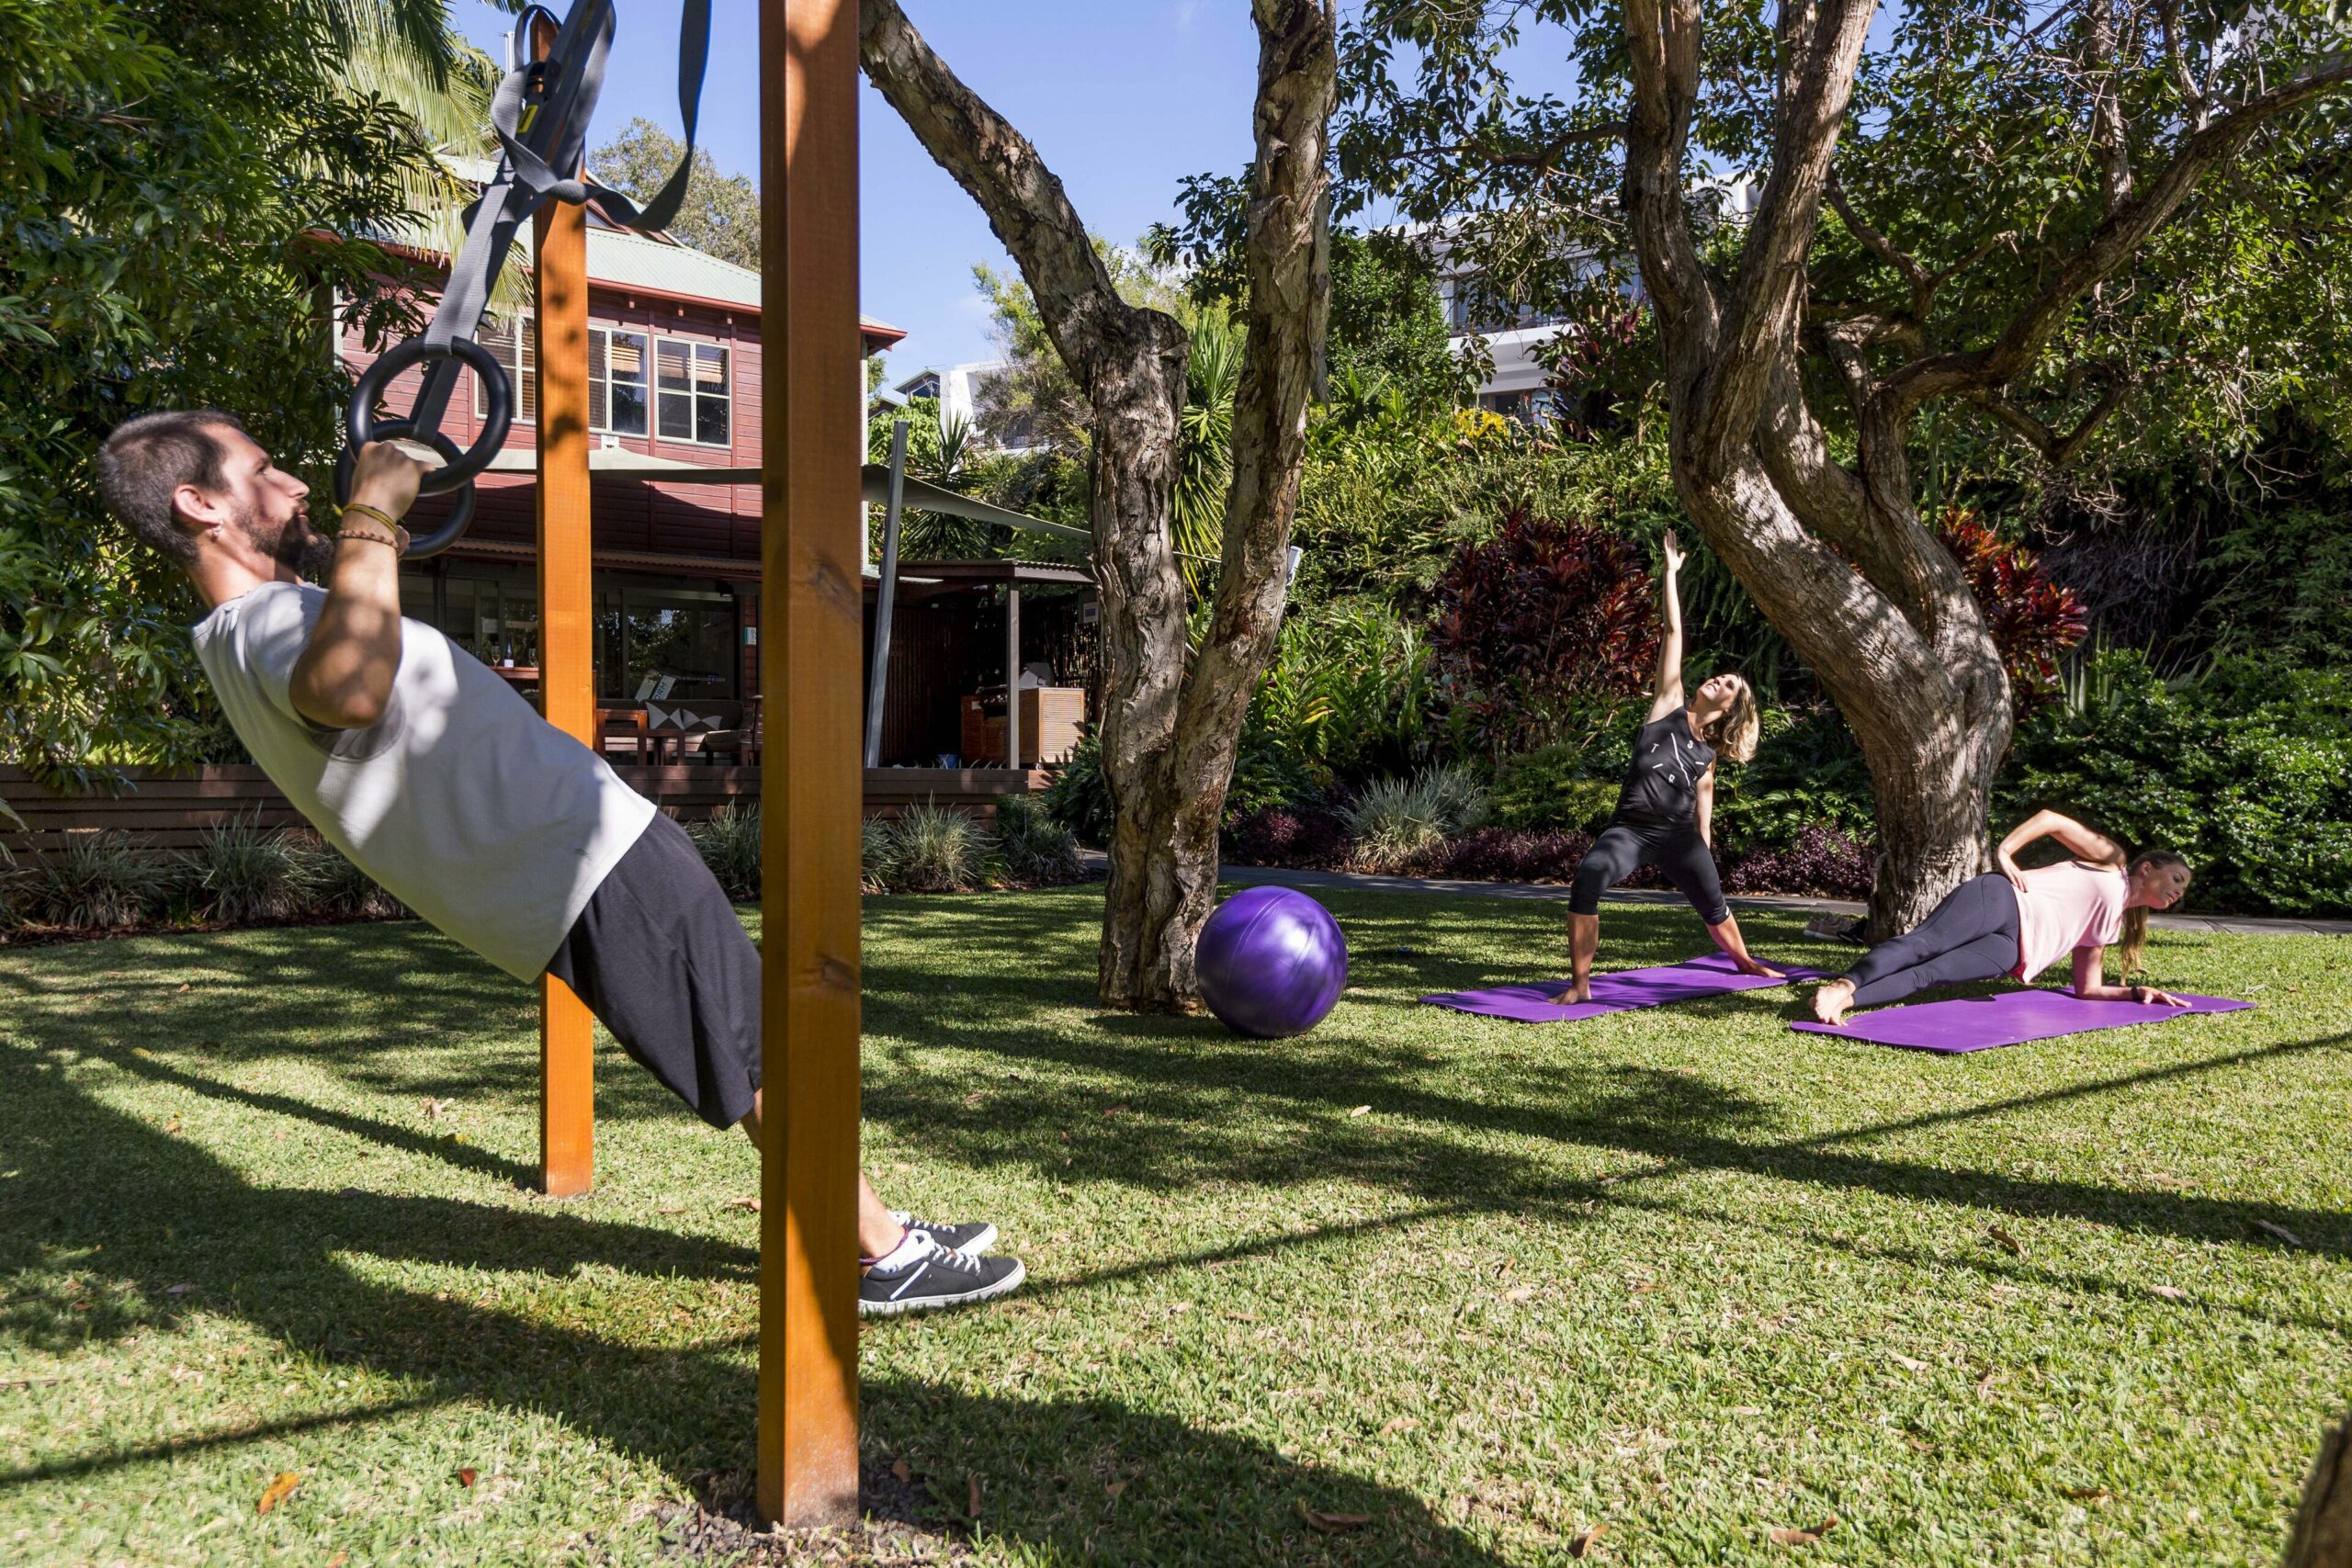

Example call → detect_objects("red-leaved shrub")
1223 806 1351 869
1428 512 1659 759
1937 510 2088 714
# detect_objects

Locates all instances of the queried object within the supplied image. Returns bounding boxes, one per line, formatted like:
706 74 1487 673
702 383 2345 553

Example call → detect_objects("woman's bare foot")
1811 978 1855 1025
1567 982 1593 1005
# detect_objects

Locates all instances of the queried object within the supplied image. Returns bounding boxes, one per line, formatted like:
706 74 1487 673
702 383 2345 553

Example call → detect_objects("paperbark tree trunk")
2285 1410 2352 1568
860 0 1335 1006
1616 0 2352 934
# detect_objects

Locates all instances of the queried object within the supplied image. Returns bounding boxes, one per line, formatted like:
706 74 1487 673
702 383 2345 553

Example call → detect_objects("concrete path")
1212 862 2352 939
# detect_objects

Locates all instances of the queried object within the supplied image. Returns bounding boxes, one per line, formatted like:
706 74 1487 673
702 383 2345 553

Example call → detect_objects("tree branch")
1173 0 1337 797
1963 372 2132 468
1883 59 2352 418
1619 0 1718 353
858 0 1162 391
1688 0 1877 470
1826 177 1929 293
2085 0 2134 215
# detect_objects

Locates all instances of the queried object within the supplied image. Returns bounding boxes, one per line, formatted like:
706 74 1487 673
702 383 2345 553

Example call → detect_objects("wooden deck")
0 763 1052 859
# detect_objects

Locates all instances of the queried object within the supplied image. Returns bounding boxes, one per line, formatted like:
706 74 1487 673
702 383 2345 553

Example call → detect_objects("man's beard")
244 504 336 580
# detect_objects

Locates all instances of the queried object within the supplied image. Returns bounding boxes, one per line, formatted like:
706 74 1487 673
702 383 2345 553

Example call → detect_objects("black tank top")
1612 707 1715 826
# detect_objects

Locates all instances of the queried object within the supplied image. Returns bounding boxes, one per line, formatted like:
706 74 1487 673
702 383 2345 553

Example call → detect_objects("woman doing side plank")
1811 810 2192 1025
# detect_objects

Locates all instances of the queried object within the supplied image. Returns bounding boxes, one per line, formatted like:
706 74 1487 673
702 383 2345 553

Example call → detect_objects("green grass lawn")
2 887 2347 1566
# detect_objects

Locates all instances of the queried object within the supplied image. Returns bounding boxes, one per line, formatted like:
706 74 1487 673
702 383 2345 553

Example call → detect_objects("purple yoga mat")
1792 987 2253 1053
1422 952 1827 1023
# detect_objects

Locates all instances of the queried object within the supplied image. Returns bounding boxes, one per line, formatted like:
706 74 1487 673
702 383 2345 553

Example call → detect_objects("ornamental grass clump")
992 795 1082 886
187 816 319 925
688 804 762 899
294 833 408 919
886 804 986 893
1344 764 1489 873
24 831 178 931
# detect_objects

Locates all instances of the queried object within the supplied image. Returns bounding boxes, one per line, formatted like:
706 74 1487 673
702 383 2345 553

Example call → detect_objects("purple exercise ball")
1196 886 1349 1038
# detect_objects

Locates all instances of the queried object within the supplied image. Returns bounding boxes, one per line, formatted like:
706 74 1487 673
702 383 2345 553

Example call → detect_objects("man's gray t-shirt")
192 581 657 981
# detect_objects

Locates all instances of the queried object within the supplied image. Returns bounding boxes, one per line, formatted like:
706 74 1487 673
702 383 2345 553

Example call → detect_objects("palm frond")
1173 308 1240 594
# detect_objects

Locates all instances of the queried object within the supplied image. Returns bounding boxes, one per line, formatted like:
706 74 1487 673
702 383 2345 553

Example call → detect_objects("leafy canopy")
0 0 456 793
1336 0 2352 480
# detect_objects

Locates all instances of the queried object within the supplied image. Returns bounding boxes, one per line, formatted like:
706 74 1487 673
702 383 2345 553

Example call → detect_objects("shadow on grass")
0 1050 1508 1564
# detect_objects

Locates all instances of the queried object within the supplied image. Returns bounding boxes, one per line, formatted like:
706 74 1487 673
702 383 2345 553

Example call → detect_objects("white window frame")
588 326 651 438
652 335 733 448
473 313 537 422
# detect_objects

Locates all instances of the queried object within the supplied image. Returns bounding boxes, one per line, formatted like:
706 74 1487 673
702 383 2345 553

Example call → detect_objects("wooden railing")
0 763 1054 859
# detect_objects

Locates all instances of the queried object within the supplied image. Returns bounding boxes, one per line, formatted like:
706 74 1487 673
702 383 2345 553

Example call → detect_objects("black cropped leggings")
1843 873 2022 1007
1569 819 1731 928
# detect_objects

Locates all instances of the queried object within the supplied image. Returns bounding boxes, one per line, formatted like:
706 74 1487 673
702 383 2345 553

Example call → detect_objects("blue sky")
450 1 1268 380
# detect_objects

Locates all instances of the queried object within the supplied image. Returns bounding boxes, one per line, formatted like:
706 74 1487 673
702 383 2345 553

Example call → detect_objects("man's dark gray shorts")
545 812 762 1129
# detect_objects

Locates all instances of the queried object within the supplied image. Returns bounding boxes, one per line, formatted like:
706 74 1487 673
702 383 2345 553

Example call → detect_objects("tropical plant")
1935 512 2089 715
860 818 898 895
298 833 408 919
1171 307 1241 592
1039 728 1114 849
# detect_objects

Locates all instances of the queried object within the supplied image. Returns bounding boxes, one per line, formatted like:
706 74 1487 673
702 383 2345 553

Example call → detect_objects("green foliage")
301 833 406 919
1488 743 1626 833
1342 764 1490 872
1233 603 1437 813
859 818 898 896
2196 505 2352 668
590 116 759 268
0 0 445 802
1150 177 1466 415
685 804 761 900
1040 729 1114 849
2002 652 2352 917
1708 706 1879 853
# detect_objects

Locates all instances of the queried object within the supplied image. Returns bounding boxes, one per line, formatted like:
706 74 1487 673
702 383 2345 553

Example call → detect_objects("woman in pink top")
1811 811 2192 1025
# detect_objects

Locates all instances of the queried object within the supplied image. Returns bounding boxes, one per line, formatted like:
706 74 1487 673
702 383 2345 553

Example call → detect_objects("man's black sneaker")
859 1232 1025 1318
887 1210 997 1255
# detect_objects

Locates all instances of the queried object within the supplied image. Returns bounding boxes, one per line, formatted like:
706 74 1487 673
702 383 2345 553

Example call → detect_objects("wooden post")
1004 585 1022 769
756 0 863 1529
534 28 596 1199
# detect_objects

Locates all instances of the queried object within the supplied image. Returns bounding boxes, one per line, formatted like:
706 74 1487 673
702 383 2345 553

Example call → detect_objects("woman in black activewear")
1565 528 1780 1002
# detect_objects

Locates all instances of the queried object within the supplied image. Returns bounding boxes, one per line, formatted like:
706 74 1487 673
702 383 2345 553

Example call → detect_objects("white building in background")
888 359 1046 455
1425 178 1759 423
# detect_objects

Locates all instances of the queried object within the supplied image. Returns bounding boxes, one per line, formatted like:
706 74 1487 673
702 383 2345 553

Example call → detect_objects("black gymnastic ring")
334 421 476 560
344 336 512 495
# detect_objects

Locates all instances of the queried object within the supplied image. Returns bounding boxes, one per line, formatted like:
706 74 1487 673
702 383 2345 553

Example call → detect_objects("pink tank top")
2011 861 2127 982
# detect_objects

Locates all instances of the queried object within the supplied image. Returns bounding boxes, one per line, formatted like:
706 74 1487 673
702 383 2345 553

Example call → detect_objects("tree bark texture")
2286 1410 2352 1568
1617 0 2352 933
861 0 1335 1006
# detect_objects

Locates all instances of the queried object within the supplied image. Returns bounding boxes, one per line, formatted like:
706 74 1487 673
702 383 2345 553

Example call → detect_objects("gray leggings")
1845 873 2021 1007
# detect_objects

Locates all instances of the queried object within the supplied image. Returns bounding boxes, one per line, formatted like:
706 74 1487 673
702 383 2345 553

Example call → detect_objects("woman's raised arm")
1646 527 1687 722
